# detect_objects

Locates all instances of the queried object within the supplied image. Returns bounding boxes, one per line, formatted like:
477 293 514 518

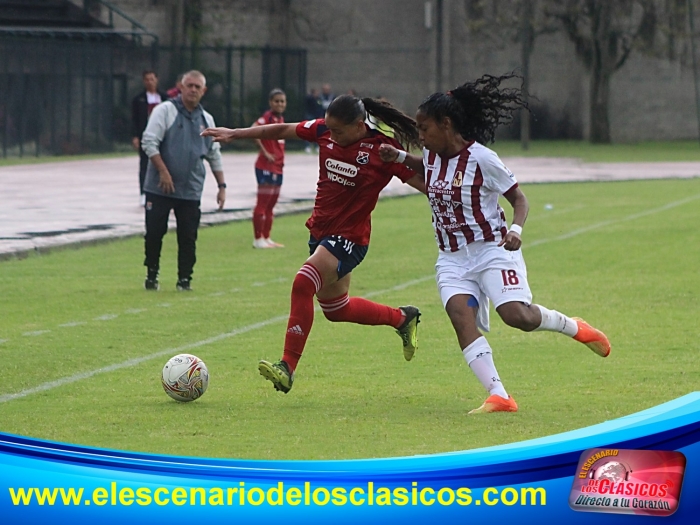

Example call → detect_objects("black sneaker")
144 278 159 291
176 278 192 291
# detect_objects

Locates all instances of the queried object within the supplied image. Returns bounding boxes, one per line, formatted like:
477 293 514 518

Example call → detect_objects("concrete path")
1 152 698 258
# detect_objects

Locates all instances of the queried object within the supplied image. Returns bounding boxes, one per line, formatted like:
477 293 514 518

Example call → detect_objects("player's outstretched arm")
378 144 425 175
202 123 300 143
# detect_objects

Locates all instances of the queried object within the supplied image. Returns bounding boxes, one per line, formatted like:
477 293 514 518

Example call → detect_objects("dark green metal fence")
0 38 306 157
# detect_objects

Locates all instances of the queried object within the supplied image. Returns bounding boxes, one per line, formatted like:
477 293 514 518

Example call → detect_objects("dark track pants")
138 147 149 194
144 192 201 280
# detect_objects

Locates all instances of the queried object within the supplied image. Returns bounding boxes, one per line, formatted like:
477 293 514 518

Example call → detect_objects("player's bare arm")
498 185 529 251
202 123 299 143
252 121 277 162
378 144 425 175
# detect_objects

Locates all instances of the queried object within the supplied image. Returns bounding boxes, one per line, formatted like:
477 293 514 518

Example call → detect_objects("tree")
463 0 557 148
547 0 658 143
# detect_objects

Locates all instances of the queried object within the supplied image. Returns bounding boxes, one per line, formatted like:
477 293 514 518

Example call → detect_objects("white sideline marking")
124 309 146 315
1 193 697 404
59 321 87 328
0 339 7 345
23 330 50 337
0 277 433 404
94 314 118 321
527 193 700 248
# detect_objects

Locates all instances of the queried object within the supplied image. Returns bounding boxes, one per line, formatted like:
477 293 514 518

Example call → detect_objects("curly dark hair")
326 94 420 149
418 73 528 144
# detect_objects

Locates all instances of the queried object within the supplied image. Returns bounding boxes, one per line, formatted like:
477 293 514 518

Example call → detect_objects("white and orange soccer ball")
161 354 209 402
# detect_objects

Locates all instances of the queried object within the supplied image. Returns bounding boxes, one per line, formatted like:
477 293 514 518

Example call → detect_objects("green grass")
3 140 700 166
0 151 133 167
0 178 699 460
492 139 700 162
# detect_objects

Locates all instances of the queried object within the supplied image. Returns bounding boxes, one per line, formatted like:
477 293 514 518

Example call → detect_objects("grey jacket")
141 96 223 201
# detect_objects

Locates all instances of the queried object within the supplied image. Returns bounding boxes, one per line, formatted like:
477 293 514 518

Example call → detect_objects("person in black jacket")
132 70 168 204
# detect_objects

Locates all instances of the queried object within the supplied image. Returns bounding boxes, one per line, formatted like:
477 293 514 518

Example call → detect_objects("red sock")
262 186 280 239
253 192 267 239
318 294 404 328
282 263 322 372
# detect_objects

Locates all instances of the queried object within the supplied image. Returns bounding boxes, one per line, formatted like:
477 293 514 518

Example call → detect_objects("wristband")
508 224 522 236
395 150 407 163
218 183 227 189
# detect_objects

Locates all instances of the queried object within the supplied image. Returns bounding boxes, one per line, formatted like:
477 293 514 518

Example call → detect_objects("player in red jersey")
379 74 611 414
202 95 424 393
252 89 287 249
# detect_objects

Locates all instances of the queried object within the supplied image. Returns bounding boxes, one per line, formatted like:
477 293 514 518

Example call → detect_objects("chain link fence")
0 37 306 157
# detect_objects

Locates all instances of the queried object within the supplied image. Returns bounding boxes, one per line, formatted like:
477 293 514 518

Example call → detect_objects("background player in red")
203 95 424 393
379 74 611 414
252 89 287 248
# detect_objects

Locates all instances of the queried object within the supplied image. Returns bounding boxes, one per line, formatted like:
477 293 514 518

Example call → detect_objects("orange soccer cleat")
572 317 611 358
468 394 519 415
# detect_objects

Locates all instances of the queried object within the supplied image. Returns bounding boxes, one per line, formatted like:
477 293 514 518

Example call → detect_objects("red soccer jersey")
255 110 285 174
295 118 416 245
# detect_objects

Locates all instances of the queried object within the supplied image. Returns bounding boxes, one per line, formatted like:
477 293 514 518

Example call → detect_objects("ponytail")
326 94 420 149
362 98 420 149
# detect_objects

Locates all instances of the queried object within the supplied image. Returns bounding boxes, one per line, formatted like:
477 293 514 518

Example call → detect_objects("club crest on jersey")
356 151 370 165
452 171 463 187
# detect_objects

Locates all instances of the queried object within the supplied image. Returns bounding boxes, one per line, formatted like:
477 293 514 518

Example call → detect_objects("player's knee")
322 309 345 322
319 294 350 322
499 305 538 332
292 274 315 296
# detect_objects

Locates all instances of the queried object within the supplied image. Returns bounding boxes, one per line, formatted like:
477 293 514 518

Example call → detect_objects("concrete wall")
103 0 699 142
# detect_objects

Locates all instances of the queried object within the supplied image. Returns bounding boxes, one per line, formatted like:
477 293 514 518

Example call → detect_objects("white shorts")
435 242 533 331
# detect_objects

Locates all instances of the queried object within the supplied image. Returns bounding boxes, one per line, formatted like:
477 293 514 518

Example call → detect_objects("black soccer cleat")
396 305 421 361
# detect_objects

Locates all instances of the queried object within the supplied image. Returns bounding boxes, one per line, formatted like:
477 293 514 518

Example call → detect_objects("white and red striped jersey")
424 141 518 252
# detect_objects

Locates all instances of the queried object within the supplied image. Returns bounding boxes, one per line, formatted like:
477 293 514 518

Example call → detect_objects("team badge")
356 151 370 165
452 171 463 187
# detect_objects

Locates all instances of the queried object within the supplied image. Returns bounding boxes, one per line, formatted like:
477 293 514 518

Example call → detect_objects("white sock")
534 305 578 337
462 337 508 399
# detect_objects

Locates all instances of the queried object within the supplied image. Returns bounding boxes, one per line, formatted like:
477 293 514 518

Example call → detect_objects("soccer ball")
161 354 209 402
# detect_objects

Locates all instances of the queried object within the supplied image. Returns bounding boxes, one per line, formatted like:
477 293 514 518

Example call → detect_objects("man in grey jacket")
141 70 226 291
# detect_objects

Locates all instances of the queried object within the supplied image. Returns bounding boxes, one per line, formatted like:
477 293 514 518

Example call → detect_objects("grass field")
2 140 700 167
491 139 700 162
0 178 699 460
